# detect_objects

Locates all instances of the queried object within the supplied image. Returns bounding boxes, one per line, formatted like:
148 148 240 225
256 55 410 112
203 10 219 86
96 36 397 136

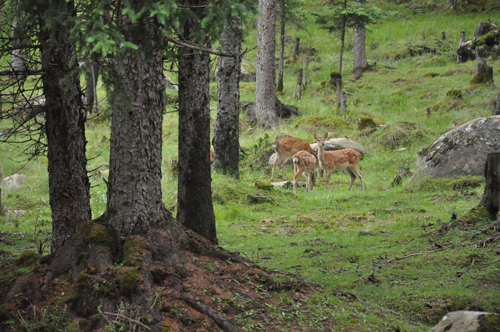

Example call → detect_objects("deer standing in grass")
292 150 318 194
314 133 364 191
271 137 314 181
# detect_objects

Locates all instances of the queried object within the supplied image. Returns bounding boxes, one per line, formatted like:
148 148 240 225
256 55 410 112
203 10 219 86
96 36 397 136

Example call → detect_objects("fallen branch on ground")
183 295 243 332
476 232 500 248
387 248 442 263
470 220 500 239
102 312 152 331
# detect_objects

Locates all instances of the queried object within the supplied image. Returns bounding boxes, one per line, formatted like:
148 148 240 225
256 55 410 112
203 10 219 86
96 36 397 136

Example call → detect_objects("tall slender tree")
177 0 217 243
353 0 368 80
213 17 242 179
276 0 285 93
255 0 279 127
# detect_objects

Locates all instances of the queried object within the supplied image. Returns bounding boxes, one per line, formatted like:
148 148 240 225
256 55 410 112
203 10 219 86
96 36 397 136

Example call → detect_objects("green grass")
1 4 500 331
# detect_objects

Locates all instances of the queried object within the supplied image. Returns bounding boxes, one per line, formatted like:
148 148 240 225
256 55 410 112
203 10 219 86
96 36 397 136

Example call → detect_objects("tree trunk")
84 53 100 114
294 37 300 57
213 17 242 179
295 68 303 100
337 0 347 107
11 2 28 77
177 0 217 243
340 91 347 118
353 0 368 81
255 0 279 128
106 15 171 238
276 0 285 93
37 0 91 252
479 153 500 217
303 49 310 90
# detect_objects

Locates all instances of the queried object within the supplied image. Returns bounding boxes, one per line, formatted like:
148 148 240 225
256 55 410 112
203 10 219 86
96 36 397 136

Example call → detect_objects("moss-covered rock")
446 89 463 99
17 252 41 267
246 193 276 204
295 115 353 133
255 181 274 191
358 116 377 131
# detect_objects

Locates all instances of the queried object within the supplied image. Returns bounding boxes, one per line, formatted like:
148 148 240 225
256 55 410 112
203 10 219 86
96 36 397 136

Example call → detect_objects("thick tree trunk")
38 0 91 252
276 0 285 93
479 153 500 217
106 15 171 238
177 0 217 244
255 0 279 128
353 0 368 81
214 18 242 179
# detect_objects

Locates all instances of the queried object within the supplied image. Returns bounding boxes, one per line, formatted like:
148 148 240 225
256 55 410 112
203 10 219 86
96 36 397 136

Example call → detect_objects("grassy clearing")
1 4 500 331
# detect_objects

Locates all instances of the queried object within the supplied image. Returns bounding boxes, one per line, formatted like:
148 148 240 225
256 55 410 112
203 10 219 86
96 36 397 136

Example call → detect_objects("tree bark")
177 0 217 243
84 53 100 114
295 68 303 100
37 0 91 252
11 2 28 77
106 14 171 238
337 0 347 107
303 49 310 90
294 37 300 57
276 0 285 93
213 17 242 179
353 0 368 81
479 153 500 217
255 0 279 128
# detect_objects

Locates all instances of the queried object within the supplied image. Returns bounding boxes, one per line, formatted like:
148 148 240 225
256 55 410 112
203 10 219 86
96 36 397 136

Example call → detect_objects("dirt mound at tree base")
0 221 332 332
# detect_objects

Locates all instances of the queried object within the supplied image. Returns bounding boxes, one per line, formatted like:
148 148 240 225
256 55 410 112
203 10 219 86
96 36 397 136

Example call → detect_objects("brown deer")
292 150 318 194
271 137 313 181
314 133 364 191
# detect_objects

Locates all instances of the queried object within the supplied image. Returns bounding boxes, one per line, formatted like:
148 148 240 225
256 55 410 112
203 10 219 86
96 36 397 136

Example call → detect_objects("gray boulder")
1 174 26 191
431 311 499 332
413 116 500 179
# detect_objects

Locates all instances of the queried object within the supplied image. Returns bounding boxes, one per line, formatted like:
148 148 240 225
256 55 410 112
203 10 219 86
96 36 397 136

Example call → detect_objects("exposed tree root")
182 295 242 332
0 219 326 331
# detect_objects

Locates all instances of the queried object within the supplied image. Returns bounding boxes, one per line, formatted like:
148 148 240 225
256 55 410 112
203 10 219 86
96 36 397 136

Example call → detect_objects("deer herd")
271 133 364 194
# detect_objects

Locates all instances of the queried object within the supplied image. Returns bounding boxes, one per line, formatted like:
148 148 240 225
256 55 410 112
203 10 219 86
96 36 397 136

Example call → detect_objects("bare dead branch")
182 295 243 332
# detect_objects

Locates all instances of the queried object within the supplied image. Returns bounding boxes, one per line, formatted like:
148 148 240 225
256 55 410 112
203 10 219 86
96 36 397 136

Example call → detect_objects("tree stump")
295 68 303 100
471 58 494 84
494 95 500 116
479 153 500 217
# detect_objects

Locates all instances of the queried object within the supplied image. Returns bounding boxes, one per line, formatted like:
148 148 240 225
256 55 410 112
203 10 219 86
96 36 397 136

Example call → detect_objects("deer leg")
271 154 280 181
352 165 364 190
293 168 304 194
346 169 356 191
325 170 333 190
280 158 287 181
